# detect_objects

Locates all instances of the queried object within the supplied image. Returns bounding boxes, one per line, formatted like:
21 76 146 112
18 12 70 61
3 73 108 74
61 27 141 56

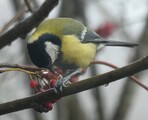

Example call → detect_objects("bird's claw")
52 68 82 94
53 76 71 94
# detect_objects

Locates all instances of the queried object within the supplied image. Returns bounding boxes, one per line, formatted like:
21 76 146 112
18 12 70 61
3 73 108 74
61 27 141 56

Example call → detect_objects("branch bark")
0 55 148 115
0 0 59 49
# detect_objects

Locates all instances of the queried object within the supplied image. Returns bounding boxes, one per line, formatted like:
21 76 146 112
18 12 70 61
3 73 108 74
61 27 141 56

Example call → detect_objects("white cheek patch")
80 27 87 40
44 42 60 63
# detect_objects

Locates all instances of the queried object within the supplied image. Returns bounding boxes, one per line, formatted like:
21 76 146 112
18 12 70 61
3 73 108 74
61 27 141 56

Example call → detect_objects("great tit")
27 18 137 87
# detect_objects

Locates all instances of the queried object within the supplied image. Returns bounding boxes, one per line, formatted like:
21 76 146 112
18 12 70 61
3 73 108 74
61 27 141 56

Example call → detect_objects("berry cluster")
29 70 61 113
29 68 80 113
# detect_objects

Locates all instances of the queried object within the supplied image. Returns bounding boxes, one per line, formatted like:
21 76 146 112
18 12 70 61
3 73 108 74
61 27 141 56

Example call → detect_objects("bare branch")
0 0 59 49
91 61 148 90
0 6 25 34
0 55 148 115
24 0 34 13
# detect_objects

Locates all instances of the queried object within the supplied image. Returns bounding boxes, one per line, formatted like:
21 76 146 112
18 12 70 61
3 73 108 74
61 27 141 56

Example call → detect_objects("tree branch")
0 55 148 115
0 0 59 49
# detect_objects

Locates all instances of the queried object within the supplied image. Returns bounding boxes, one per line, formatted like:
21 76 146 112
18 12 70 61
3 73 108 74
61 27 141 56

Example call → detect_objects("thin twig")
24 0 34 13
0 68 38 75
0 6 25 35
91 61 148 91
0 63 42 71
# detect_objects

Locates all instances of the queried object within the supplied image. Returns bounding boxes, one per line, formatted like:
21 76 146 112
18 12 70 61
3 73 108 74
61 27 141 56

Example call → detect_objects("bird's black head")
27 33 61 73
38 33 61 46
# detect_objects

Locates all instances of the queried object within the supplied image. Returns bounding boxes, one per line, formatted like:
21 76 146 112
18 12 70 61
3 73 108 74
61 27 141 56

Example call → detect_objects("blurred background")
0 0 147 120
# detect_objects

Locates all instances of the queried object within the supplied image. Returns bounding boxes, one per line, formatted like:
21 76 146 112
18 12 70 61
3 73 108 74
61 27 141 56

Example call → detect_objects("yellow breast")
61 35 97 68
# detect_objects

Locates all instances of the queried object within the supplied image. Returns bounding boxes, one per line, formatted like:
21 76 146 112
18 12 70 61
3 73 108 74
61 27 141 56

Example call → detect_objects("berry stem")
0 68 38 75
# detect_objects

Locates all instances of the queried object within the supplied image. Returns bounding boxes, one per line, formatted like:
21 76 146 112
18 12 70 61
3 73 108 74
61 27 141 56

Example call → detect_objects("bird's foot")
52 75 71 94
52 68 83 94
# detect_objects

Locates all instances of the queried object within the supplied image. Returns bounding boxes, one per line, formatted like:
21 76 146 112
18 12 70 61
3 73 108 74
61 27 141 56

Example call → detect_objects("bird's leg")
53 68 83 94
62 68 83 86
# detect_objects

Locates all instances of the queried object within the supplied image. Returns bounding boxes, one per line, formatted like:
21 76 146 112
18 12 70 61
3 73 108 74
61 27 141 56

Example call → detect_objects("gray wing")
81 29 102 42
81 29 138 47
63 23 138 47
63 25 102 42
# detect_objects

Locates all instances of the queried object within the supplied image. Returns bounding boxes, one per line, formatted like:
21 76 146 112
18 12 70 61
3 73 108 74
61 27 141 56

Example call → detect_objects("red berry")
47 72 54 79
96 22 116 38
51 99 59 103
49 79 56 88
29 80 38 88
55 68 63 75
43 102 53 110
40 71 54 80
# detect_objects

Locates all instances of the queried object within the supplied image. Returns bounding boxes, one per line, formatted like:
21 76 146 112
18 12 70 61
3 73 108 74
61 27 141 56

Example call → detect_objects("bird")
27 17 138 90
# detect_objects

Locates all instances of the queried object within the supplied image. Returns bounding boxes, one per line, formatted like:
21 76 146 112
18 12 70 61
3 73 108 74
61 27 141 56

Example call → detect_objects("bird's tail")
92 39 138 47
104 40 138 47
